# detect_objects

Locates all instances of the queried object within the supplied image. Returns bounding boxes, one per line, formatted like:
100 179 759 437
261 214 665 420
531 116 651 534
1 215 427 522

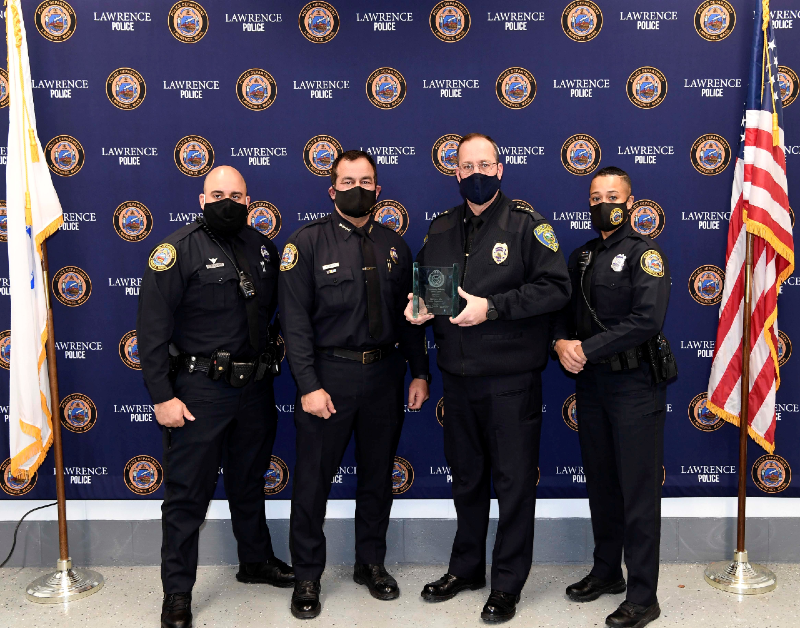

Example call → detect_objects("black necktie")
354 227 384 340
465 214 483 254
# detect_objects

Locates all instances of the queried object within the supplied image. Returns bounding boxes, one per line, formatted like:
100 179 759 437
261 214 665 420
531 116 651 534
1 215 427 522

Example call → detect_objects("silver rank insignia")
611 254 626 272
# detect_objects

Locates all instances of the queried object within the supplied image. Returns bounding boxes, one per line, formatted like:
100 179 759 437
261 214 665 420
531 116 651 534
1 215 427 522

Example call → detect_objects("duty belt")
315 345 395 364
176 350 270 387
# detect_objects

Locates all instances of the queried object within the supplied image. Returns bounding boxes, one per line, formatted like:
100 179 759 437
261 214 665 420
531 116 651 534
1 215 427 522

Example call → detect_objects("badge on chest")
492 242 509 264
611 254 626 272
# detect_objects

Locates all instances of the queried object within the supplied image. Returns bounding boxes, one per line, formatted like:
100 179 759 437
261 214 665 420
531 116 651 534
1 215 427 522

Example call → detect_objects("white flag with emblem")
6 0 64 478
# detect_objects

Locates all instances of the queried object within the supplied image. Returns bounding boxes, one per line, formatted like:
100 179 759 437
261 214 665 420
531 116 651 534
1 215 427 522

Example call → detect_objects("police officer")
278 150 430 619
137 166 294 628
406 133 571 622
552 167 671 628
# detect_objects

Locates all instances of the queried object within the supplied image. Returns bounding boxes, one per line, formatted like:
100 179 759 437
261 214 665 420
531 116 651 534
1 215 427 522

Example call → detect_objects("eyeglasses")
458 161 497 175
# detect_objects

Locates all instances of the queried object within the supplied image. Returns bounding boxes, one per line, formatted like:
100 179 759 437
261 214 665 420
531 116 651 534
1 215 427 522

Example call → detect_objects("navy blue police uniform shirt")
278 213 429 396
136 221 280 405
553 222 671 362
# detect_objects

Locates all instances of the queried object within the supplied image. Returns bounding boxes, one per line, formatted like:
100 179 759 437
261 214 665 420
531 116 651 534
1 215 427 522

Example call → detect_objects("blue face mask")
458 173 501 205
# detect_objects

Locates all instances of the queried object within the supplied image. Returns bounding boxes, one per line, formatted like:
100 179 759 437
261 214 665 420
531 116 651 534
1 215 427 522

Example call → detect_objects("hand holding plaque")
413 263 460 318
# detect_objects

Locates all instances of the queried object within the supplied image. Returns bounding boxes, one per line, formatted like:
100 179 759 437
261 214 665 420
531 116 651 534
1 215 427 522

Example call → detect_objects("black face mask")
334 185 377 218
458 173 501 205
590 199 630 232
203 197 248 236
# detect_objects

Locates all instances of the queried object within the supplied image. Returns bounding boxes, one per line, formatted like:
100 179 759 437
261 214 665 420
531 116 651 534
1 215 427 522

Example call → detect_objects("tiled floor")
1 563 797 627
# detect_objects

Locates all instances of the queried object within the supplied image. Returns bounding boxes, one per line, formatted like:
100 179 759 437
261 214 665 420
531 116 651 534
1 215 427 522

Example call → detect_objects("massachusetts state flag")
6 0 64 478
707 1 795 453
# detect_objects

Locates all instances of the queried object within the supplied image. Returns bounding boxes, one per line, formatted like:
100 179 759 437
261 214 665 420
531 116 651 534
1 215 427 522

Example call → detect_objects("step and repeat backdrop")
1 0 799 504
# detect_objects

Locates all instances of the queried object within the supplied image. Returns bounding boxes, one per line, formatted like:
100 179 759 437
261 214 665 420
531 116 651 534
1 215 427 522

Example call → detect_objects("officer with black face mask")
406 133 571 623
552 166 672 628
278 150 430 619
137 166 293 628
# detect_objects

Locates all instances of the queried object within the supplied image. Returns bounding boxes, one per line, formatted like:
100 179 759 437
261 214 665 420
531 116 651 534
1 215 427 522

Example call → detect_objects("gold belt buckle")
362 349 380 364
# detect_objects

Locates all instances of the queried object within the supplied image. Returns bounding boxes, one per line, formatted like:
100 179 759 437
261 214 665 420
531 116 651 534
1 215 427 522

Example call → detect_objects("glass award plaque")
413 263 460 317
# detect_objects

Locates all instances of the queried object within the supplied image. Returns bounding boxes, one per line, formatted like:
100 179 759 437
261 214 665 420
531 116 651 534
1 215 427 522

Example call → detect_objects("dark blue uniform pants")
161 372 278 593
442 370 543 596
576 361 667 607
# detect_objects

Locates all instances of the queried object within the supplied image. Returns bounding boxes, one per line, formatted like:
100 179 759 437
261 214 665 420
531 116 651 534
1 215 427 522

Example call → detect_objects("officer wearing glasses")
406 133 570 622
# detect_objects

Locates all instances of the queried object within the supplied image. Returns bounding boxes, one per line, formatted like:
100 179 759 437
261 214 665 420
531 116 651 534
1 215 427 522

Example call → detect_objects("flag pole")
24 241 104 603
704 232 776 594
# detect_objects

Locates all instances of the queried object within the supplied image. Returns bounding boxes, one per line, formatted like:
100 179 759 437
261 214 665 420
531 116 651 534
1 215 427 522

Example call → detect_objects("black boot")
421 573 486 602
236 557 295 587
161 592 192 628
606 601 661 627
480 590 520 623
566 574 627 602
291 580 322 619
353 563 400 600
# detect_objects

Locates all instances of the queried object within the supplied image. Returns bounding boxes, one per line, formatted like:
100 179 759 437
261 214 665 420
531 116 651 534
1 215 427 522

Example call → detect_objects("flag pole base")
704 550 776 595
26 558 104 604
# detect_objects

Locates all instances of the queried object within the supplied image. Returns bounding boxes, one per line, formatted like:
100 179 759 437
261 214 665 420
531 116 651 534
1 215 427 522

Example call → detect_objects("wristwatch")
415 373 433 385
486 297 499 321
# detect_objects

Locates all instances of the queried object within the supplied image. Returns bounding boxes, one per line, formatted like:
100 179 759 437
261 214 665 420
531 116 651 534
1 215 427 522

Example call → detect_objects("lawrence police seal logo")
168 1 208 43
640 250 664 278
236 69 277 111
367 67 407 109
688 392 724 432
52 266 92 307
372 200 409 235
778 66 799 108
627 66 667 109
436 397 444 427
119 330 140 370
0 68 9 109
430 1 470 43
695 0 735 42
561 134 600 175
432 134 462 175
35 1 77 42
149 243 177 271
562 393 578 431
496 67 536 109
0 330 9 370
1 458 37 496
691 134 731 176
689 265 725 305
175 135 214 177
247 201 281 239
124 455 163 495
299 1 340 43
392 456 414 494
630 200 665 238
610 207 624 226
562 1 603 42
752 454 791 494
45 135 84 177
60 393 97 434
303 135 343 176
778 330 792 367
0 200 7 242
264 455 290 495
535 224 559 252
790 206 796 229
113 201 152 242
106 68 146 110
280 243 299 271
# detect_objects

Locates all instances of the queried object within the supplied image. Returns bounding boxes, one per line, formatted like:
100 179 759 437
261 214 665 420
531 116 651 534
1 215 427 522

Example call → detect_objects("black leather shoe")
236 557 295 588
606 601 661 628
566 574 627 602
161 592 192 628
291 580 322 619
481 589 521 623
421 573 486 602
353 563 400 600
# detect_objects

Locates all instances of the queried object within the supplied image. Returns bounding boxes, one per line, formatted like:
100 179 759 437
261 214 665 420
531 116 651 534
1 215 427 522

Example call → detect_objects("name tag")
322 262 339 271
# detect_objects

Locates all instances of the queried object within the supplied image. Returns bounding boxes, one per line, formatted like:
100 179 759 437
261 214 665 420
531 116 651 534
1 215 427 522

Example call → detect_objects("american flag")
707 1 795 454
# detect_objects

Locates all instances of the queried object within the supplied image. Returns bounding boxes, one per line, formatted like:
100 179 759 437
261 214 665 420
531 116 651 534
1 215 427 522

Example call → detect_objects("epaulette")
510 201 545 221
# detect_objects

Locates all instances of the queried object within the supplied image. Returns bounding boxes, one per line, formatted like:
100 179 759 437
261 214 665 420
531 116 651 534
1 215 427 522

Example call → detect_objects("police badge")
492 242 508 264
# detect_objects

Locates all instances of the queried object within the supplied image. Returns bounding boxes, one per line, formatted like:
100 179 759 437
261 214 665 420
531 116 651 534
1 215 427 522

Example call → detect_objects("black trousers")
576 361 667 607
290 351 406 581
442 370 543 595
161 371 278 593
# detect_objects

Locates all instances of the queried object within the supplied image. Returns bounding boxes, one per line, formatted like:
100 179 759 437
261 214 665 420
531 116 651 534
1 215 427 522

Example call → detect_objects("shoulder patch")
280 243 299 271
640 249 664 277
534 223 559 252
149 244 177 271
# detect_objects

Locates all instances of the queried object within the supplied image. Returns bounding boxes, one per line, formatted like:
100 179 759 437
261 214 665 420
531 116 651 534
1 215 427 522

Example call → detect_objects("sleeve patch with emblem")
641 249 664 277
149 244 177 271
280 243 299 271
534 224 559 252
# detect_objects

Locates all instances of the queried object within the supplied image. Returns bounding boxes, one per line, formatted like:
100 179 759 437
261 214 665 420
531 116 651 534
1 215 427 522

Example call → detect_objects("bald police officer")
553 167 672 628
137 166 294 628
